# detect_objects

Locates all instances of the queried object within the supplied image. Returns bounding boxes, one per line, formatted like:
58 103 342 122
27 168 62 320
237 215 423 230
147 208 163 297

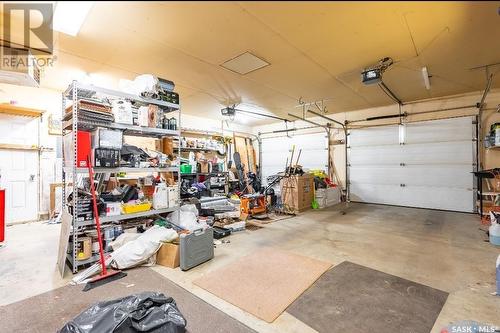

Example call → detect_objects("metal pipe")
306 110 346 129
477 73 494 172
287 113 328 128
348 104 478 125
235 108 290 122
407 104 477 117
348 113 405 124
366 113 407 121
348 113 479 129
479 73 494 108
380 81 402 105
258 125 321 136
299 110 349 200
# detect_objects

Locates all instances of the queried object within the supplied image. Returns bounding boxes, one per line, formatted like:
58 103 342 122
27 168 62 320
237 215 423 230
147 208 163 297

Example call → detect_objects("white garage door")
261 132 328 184
348 117 476 212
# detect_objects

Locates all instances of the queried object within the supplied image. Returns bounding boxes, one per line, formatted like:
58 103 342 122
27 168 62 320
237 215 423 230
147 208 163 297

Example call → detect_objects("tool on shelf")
83 155 126 291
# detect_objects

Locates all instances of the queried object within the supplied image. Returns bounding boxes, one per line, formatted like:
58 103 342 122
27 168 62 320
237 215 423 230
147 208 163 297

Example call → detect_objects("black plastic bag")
58 292 187 333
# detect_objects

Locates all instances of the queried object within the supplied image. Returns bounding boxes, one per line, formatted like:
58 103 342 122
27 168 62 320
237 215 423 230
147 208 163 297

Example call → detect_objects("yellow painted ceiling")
7 1 500 125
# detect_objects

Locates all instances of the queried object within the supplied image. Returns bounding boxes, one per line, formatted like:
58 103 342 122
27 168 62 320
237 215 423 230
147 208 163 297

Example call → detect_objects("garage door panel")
348 145 403 165
349 165 473 188
348 116 475 212
405 117 474 144
350 183 404 205
261 132 327 184
348 125 399 146
401 141 473 164
349 141 473 166
350 183 473 212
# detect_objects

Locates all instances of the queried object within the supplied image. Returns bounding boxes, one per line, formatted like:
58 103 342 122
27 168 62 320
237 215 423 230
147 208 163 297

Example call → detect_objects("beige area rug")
193 247 332 322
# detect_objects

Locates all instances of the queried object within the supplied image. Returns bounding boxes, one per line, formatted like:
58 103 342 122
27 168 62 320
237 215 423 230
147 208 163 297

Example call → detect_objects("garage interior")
0 2 499 333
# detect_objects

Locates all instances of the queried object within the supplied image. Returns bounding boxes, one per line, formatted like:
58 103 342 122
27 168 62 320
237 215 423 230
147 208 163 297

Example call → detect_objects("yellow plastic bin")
122 202 152 214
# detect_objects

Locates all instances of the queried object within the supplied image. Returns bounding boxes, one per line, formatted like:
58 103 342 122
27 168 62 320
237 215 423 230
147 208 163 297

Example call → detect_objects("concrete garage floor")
1 203 499 332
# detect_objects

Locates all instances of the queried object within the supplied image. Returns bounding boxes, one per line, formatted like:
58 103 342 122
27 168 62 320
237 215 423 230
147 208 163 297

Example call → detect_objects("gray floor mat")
287 261 448 333
0 267 255 333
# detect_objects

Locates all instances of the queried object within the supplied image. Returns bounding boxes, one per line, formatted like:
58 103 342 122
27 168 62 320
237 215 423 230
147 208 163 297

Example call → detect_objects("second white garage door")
261 132 328 184
348 117 476 212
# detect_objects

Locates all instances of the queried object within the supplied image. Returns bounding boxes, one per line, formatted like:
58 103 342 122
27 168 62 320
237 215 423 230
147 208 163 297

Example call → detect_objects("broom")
83 156 126 291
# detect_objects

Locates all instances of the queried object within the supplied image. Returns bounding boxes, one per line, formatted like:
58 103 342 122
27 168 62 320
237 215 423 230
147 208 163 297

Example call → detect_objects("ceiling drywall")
4 1 500 125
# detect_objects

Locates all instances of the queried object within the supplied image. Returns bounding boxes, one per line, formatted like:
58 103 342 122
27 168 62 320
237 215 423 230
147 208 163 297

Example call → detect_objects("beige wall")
253 89 500 189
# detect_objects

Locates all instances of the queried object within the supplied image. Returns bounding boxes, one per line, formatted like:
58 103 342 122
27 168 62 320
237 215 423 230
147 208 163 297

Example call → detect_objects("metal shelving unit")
65 166 178 174
75 206 179 227
61 80 181 273
180 171 229 198
178 147 220 153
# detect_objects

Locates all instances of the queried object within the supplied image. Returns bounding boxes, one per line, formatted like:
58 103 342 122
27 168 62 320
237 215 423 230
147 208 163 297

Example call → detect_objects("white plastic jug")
153 183 169 209
489 212 500 246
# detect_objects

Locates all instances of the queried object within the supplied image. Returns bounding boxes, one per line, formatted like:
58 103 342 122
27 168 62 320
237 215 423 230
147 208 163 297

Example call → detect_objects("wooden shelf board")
0 104 44 118
0 143 39 151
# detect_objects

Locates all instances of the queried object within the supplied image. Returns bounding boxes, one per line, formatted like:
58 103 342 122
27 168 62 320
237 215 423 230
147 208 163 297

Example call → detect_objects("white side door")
348 117 475 212
0 149 39 223
0 114 40 223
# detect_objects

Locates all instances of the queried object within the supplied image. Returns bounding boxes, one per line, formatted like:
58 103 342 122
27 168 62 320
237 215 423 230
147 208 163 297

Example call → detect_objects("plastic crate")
122 202 152 214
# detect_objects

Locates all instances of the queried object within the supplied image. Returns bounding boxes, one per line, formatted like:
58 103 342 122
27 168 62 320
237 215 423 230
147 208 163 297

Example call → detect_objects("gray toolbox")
179 227 214 271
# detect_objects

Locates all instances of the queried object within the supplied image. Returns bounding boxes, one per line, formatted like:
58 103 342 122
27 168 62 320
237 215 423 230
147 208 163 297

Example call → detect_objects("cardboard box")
162 138 174 156
112 100 133 124
104 202 121 216
92 128 123 149
199 161 209 173
280 174 314 213
156 241 180 268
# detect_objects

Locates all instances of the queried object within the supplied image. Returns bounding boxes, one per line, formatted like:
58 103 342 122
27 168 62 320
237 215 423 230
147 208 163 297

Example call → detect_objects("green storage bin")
180 164 192 174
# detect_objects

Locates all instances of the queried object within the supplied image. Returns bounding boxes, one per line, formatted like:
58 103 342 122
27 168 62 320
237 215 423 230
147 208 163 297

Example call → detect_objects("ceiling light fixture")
53 2 94 36
422 66 431 90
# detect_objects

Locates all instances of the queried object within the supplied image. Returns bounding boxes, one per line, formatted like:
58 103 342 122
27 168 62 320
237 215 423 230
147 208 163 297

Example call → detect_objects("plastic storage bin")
180 164 192 174
122 202 152 214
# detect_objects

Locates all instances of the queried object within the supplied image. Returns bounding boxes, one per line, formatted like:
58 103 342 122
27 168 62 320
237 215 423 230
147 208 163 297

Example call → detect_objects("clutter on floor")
287 261 448 333
59 292 187 333
0 268 254 333
193 247 332 322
